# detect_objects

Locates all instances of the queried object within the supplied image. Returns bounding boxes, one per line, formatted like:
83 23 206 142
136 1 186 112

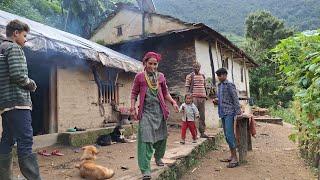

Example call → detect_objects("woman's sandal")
143 174 151 180
226 162 239 168
51 150 64 156
37 150 51 157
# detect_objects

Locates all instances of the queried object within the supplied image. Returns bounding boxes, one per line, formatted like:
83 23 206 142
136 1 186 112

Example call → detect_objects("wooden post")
208 41 216 86
231 52 234 83
247 122 253 151
243 58 248 97
142 11 146 37
48 65 58 133
219 44 224 68
238 117 249 164
318 157 319 180
216 41 221 68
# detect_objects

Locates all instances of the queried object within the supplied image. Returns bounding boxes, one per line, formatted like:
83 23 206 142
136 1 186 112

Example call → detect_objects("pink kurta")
131 72 170 120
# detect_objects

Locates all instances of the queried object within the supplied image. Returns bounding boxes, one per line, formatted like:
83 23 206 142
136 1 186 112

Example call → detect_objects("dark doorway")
28 63 50 135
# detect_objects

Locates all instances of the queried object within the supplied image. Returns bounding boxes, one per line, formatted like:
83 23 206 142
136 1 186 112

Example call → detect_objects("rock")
214 167 222 172
283 148 294 151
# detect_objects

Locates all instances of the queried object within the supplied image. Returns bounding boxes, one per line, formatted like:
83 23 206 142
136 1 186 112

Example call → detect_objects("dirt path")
183 122 317 180
12 127 212 180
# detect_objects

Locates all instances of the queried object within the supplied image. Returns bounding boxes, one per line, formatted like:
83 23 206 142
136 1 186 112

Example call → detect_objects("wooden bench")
236 116 253 164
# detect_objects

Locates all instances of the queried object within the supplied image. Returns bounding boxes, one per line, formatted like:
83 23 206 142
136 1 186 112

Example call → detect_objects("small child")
179 94 199 144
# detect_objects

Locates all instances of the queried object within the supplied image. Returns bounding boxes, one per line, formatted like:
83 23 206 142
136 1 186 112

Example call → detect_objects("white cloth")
0 106 32 115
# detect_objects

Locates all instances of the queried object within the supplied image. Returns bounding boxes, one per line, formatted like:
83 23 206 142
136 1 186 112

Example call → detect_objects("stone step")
254 117 283 125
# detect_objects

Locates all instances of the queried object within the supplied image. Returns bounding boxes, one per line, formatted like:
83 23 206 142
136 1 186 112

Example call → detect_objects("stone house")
90 4 258 127
0 10 142 135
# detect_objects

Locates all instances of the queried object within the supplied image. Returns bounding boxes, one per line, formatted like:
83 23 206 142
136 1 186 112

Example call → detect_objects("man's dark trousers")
0 109 33 158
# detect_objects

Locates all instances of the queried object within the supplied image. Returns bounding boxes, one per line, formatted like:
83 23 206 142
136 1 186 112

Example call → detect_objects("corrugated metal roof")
0 10 143 73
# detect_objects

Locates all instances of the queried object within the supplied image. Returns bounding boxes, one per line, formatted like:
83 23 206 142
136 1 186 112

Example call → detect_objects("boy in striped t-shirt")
0 20 41 180
185 62 209 138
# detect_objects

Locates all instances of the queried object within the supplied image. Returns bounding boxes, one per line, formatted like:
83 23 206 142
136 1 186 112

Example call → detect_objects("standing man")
214 68 242 168
0 20 41 180
185 62 209 138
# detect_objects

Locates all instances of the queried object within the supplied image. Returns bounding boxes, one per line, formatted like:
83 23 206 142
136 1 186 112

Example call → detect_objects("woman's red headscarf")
142 52 162 63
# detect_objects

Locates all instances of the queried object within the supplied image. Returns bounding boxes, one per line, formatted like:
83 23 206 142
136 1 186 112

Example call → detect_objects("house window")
117 26 123 36
100 82 120 104
241 67 244 82
222 58 229 69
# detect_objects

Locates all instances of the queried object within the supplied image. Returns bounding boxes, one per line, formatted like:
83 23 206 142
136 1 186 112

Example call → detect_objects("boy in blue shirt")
213 68 242 168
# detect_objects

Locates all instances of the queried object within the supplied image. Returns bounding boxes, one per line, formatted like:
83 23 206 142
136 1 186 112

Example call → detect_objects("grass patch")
269 107 296 124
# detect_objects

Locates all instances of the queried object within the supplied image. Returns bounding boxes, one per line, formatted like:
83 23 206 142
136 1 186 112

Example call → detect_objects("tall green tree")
62 0 110 38
245 11 294 107
245 11 293 50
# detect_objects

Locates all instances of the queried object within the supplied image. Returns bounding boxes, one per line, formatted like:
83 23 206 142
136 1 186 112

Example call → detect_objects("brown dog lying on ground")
76 145 115 179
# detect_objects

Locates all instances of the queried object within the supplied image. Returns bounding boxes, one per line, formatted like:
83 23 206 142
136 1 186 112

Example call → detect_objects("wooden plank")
231 52 234 83
116 84 120 104
247 125 252 151
243 59 248 97
238 117 248 164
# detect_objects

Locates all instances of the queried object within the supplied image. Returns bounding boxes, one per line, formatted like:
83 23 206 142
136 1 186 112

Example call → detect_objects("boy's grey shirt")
179 103 199 121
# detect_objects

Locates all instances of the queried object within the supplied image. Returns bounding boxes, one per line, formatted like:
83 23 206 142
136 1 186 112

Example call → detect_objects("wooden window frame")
241 67 244 83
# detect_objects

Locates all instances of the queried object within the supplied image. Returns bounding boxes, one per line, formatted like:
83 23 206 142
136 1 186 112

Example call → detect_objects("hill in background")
154 0 320 36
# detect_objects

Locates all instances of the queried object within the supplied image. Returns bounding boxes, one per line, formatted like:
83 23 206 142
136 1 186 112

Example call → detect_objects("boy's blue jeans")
221 115 236 149
0 109 34 158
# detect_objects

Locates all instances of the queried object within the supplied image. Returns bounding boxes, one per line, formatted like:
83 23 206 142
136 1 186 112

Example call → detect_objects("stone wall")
110 37 196 123
57 67 108 132
56 67 133 133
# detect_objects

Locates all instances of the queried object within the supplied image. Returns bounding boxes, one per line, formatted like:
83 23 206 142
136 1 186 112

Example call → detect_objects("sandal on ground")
51 150 64 156
226 162 239 168
143 174 151 180
180 140 185 144
219 158 232 162
37 150 51 157
155 159 165 166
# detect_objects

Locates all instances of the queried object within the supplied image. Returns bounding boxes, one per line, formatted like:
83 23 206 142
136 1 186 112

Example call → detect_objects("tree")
62 0 134 38
0 0 64 30
245 11 293 50
245 11 294 107
62 0 107 38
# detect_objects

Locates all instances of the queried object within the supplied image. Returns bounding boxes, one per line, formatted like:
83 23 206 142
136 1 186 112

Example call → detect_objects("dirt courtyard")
182 122 317 180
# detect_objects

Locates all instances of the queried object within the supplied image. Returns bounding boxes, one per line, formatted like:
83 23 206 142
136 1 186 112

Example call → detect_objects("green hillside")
153 0 320 36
